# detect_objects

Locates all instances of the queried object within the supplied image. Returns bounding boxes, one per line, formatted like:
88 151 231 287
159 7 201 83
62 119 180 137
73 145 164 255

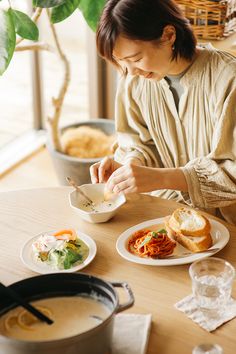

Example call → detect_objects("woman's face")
113 33 180 80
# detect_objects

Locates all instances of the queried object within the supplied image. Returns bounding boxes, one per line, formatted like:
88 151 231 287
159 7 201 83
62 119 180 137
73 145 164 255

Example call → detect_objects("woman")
90 0 236 224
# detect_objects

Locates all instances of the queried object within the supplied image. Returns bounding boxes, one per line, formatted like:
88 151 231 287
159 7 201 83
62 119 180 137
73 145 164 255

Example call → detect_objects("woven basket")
175 0 236 39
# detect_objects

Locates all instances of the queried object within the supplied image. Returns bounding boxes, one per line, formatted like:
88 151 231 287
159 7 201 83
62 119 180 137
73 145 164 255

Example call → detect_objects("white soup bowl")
69 183 126 223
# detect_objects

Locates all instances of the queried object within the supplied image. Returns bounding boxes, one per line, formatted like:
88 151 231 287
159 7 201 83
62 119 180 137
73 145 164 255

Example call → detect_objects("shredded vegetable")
32 229 89 269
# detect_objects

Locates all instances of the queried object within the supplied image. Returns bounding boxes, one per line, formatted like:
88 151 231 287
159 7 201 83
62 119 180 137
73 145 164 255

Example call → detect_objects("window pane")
39 11 89 128
0 1 33 150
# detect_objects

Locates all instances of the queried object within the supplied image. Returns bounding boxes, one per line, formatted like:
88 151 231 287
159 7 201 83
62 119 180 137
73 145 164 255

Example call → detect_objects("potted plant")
0 0 115 185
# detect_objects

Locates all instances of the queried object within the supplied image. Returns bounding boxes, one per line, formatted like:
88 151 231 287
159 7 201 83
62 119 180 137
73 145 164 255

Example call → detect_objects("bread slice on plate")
172 231 212 253
168 207 211 237
165 207 212 253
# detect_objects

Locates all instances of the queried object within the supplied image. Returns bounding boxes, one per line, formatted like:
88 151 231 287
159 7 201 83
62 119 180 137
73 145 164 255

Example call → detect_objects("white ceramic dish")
21 230 97 274
116 217 230 266
69 183 126 223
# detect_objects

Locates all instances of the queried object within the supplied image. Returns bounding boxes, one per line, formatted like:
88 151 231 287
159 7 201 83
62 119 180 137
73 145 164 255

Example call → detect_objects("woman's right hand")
90 157 121 184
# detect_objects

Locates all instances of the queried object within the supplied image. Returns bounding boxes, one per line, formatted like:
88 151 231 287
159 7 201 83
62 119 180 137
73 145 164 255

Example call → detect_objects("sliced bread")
173 232 212 253
168 207 211 237
165 208 213 253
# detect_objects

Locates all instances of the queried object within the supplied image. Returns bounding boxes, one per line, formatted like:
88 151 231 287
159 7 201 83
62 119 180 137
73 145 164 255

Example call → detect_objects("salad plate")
21 230 97 274
116 217 230 266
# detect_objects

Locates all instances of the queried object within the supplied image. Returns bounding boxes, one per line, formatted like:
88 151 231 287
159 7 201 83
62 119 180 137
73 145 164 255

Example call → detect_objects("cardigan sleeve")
114 75 161 167
181 67 236 209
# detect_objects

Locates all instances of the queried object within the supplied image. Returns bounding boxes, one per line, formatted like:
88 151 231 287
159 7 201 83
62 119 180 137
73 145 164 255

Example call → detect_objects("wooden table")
0 187 236 354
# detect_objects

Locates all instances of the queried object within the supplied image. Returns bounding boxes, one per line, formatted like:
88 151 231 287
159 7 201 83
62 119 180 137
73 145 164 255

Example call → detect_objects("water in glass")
189 257 235 318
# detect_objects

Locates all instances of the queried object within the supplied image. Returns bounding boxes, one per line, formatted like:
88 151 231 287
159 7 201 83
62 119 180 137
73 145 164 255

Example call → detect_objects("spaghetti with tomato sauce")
128 229 176 259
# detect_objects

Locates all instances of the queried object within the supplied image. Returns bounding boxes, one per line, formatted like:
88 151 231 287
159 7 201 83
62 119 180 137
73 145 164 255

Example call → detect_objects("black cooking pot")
0 273 134 354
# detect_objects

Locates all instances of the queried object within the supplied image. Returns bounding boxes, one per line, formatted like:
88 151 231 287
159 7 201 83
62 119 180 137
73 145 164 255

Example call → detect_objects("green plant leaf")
78 0 106 32
51 0 80 24
33 0 66 8
0 9 16 75
10 9 39 41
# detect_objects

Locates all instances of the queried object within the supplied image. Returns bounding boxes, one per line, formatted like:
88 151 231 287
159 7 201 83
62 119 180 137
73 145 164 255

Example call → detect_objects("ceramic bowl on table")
69 183 126 223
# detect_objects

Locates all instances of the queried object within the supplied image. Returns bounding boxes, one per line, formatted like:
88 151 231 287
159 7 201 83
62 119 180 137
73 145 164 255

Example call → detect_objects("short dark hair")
96 0 197 66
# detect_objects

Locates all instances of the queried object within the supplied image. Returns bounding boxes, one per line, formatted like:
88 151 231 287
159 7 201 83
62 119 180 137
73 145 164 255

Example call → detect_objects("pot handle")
110 281 135 313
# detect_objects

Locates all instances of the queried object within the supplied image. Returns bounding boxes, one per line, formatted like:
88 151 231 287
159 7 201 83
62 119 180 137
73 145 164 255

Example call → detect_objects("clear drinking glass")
192 343 223 354
189 257 235 318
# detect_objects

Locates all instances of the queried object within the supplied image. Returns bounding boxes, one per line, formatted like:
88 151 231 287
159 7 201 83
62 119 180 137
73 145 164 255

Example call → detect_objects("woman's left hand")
105 163 188 194
106 164 160 194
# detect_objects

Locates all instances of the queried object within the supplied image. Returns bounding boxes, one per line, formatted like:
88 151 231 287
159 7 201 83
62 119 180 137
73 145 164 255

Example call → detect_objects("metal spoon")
0 282 53 325
66 177 94 205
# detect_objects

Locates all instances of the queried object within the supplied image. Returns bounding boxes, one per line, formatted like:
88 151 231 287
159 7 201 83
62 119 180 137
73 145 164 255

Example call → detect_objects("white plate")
116 217 230 266
21 230 97 274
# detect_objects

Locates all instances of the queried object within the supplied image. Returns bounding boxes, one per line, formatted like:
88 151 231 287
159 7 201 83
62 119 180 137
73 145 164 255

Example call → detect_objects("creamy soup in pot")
0 296 111 341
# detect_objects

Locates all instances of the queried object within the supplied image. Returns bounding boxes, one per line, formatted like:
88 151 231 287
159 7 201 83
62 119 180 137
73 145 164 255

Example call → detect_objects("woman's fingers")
98 157 112 183
90 162 100 184
106 164 158 194
113 179 136 194
90 157 121 184
106 164 135 193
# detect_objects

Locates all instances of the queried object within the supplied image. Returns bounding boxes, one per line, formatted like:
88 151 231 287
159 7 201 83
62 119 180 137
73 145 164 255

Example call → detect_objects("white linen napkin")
112 314 152 354
175 294 236 332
